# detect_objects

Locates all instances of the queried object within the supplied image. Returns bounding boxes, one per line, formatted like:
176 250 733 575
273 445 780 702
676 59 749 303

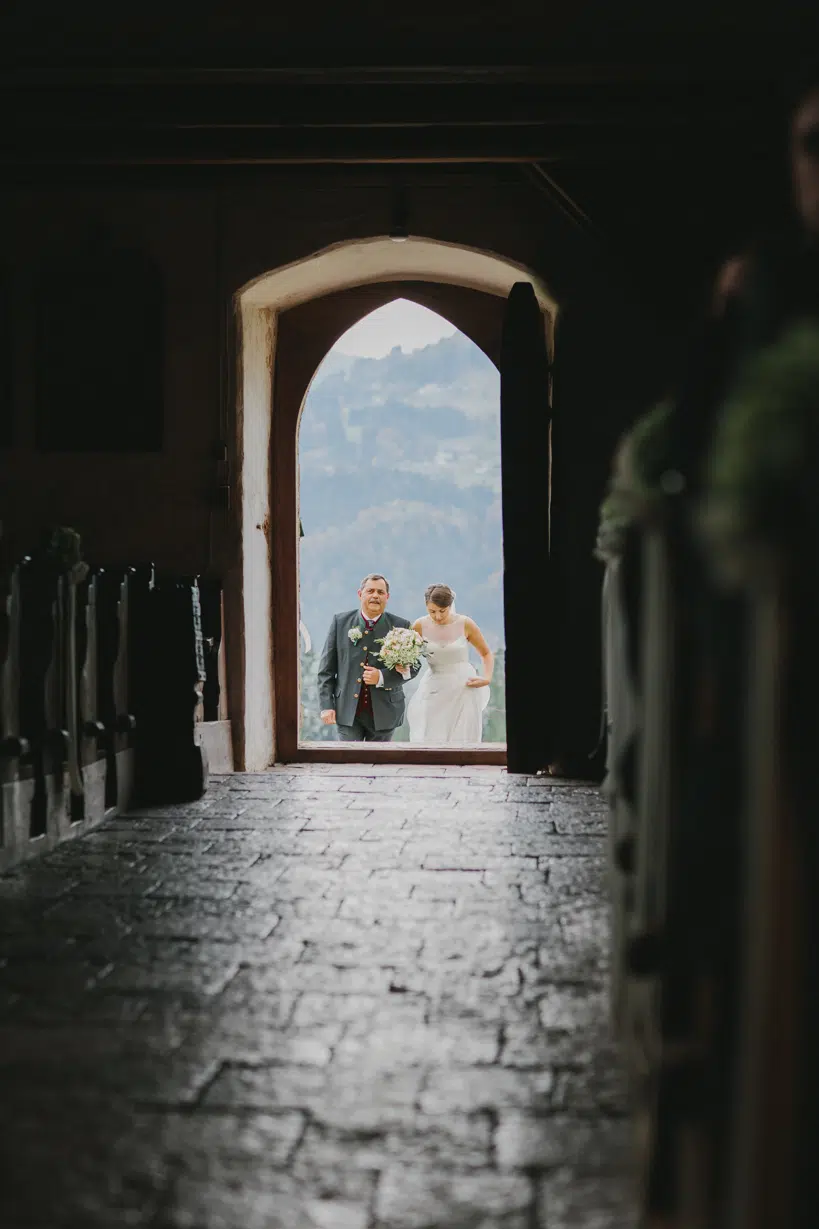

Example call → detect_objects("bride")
407 584 494 745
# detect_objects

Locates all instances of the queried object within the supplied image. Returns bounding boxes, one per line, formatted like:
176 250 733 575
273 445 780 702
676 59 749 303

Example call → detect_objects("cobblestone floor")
0 765 635 1229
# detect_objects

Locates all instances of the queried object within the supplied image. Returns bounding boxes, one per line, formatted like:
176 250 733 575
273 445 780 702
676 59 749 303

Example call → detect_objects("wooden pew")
615 509 750 1229
0 566 29 870
3 554 114 866
195 578 233 774
596 377 757 1227
95 568 136 812
682 319 819 1229
130 571 208 805
600 526 643 1034
0 547 213 870
198 578 223 722
18 557 68 847
70 573 107 822
626 512 690 1227
722 559 819 1229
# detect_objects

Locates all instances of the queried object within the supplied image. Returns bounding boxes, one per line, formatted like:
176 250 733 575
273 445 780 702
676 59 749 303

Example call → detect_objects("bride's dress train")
407 614 489 745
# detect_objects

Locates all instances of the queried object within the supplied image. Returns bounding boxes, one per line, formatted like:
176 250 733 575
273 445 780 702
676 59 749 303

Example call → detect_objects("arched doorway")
230 237 555 769
297 297 506 750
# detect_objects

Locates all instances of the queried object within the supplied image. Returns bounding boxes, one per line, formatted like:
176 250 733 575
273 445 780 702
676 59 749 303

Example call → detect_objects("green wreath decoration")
595 399 675 562
701 321 819 577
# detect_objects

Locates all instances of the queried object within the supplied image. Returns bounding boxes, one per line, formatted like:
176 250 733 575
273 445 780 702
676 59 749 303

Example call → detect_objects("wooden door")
500 282 553 774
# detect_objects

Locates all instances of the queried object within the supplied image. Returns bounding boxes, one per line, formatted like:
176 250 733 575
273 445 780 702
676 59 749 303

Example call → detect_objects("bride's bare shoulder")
412 617 425 633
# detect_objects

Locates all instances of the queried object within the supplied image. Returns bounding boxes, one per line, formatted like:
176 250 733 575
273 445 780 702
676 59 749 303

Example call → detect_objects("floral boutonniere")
348 627 363 644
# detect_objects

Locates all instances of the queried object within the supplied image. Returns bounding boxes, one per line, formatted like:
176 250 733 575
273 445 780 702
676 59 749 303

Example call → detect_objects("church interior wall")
0 172 572 569
0 169 668 768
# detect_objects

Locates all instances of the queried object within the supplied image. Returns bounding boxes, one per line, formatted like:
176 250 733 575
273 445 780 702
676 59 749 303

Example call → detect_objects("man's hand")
320 709 336 725
465 678 490 688
363 667 381 686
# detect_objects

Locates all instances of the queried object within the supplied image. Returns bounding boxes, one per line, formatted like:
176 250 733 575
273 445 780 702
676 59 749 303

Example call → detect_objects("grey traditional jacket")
317 609 421 731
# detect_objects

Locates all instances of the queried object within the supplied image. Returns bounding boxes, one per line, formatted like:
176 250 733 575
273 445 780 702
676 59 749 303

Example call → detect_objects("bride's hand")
466 678 490 688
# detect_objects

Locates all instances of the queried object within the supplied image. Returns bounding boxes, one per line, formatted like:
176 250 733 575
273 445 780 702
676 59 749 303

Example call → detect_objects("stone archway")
231 237 555 769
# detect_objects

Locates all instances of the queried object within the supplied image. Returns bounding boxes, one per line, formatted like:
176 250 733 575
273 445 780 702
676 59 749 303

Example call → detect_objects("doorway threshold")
293 742 506 765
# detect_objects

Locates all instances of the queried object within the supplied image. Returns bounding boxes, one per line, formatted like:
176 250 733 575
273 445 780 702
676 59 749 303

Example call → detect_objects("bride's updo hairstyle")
425 584 456 608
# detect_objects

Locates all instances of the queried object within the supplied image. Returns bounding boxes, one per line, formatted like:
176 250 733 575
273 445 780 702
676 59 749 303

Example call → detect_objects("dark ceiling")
2 2 818 312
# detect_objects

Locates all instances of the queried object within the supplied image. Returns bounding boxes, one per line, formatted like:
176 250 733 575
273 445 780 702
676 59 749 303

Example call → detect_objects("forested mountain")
299 330 504 647
298 328 506 742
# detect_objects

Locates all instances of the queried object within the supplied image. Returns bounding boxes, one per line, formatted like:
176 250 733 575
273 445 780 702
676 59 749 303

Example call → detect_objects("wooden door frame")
270 280 511 764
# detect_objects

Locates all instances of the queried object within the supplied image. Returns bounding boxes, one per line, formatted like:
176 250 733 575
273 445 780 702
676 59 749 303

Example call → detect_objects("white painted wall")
240 303 276 770
237 236 554 766
241 235 555 315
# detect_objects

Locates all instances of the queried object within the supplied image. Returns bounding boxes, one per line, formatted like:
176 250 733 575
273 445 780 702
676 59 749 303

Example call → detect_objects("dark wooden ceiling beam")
5 81 774 132
0 17 811 78
0 58 798 88
0 126 777 167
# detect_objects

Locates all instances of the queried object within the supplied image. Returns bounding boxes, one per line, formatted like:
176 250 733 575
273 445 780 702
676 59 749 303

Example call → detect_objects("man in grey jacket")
318 573 421 741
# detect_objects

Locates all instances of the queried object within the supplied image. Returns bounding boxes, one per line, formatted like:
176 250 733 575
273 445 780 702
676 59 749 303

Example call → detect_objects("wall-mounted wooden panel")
0 269 13 448
35 245 164 452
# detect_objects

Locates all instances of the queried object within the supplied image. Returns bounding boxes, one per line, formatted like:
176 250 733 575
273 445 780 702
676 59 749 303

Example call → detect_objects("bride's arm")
411 619 423 634
464 617 493 688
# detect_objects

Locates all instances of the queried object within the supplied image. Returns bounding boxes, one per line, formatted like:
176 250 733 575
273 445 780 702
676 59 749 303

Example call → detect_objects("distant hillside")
298 330 505 655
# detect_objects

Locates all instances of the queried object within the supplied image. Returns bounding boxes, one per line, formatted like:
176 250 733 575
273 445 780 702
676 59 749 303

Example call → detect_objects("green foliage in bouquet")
701 322 819 571
595 399 675 562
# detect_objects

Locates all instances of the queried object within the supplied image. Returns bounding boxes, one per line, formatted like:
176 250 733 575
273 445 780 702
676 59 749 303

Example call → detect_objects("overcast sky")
332 297 456 358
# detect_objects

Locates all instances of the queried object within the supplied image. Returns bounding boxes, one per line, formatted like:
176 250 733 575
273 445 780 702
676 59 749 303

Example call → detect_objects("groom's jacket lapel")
356 611 387 664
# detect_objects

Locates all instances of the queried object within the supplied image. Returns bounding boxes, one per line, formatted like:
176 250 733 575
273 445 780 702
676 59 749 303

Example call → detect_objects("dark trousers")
336 709 395 742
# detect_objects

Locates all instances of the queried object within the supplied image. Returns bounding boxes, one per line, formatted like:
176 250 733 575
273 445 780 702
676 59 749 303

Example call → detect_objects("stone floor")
0 765 635 1229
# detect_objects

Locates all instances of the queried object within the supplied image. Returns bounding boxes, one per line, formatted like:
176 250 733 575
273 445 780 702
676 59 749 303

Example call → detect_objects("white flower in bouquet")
376 626 427 671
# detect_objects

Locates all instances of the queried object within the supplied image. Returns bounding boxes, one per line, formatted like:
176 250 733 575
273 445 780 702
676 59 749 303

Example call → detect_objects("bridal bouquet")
376 626 427 671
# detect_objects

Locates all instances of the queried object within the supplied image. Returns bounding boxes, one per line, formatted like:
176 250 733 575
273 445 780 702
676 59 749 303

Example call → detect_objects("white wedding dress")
407 614 490 745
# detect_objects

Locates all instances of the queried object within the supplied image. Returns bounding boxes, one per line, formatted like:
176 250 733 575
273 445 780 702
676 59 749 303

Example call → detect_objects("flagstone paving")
0 765 635 1229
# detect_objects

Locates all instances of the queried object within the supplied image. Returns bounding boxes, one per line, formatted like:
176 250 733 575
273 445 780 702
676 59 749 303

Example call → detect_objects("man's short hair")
359 573 390 593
